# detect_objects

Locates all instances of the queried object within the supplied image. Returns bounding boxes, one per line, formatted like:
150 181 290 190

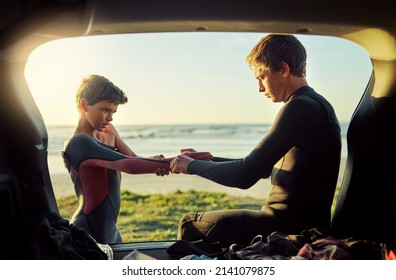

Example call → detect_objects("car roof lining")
1 0 396 59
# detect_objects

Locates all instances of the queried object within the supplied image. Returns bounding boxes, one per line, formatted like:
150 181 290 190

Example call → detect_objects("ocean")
47 123 348 198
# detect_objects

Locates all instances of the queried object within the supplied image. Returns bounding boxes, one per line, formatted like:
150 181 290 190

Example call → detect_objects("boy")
171 34 341 246
62 74 172 244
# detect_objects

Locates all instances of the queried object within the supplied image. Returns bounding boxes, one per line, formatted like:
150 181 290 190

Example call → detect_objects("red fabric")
79 165 109 215
80 151 213 175
183 151 213 161
78 152 212 214
82 157 171 174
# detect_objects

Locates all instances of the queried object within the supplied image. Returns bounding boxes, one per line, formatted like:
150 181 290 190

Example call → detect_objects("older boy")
171 34 342 246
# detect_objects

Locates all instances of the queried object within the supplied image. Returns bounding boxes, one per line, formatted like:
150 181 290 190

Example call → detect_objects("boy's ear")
280 62 290 77
80 98 88 112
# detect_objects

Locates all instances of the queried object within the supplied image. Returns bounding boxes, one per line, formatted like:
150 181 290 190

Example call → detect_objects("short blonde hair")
246 34 307 77
75 75 128 111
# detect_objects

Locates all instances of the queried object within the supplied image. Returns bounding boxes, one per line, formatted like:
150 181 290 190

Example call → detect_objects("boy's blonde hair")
76 75 128 111
246 34 307 77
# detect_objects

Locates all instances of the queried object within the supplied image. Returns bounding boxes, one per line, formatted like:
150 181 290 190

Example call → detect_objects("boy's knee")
177 212 206 241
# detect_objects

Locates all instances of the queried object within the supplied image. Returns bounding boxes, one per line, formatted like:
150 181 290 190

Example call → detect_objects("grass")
57 186 341 242
57 189 264 242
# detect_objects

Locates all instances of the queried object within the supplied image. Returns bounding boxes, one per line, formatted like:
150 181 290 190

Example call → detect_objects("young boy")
62 74 172 244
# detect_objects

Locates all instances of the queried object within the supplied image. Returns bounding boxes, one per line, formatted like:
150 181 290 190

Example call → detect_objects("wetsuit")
179 86 342 246
62 134 174 244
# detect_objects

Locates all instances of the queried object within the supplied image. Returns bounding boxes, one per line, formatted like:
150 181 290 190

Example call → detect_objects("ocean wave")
46 123 348 156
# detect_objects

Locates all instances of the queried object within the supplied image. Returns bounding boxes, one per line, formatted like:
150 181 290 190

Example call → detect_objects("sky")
24 32 373 126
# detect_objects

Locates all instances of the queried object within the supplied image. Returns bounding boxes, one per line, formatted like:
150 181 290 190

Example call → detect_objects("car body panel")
1 0 395 259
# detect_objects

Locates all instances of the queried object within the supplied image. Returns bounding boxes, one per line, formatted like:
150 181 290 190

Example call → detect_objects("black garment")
12 212 108 260
179 86 341 246
62 134 170 244
63 135 126 244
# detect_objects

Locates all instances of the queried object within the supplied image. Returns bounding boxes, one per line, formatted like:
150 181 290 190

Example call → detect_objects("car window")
24 32 372 242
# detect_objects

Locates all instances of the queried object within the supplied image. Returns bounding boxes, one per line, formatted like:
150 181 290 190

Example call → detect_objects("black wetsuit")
62 134 171 244
179 86 341 246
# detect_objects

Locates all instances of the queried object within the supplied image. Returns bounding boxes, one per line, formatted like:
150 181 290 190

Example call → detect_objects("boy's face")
84 100 118 132
252 63 289 103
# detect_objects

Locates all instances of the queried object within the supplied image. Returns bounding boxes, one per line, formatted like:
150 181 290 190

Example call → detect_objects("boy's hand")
150 154 165 160
150 154 169 176
155 167 169 176
170 154 194 174
180 148 196 153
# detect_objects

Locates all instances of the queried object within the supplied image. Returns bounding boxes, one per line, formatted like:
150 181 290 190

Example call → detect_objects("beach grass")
56 189 264 242
57 186 341 242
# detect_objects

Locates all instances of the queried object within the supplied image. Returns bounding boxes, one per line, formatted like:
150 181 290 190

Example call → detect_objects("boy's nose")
258 81 265 92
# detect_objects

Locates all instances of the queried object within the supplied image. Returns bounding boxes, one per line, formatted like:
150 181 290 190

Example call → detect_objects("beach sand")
51 158 346 200
51 172 272 200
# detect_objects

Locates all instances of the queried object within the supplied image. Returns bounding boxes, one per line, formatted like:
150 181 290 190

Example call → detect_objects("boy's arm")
81 151 213 175
110 123 137 156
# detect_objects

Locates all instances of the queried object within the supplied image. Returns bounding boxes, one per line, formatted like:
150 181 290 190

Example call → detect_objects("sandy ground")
51 172 272 199
51 158 346 200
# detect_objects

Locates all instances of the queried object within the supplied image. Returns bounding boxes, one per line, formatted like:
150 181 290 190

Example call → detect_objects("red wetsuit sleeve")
80 157 172 174
78 152 212 215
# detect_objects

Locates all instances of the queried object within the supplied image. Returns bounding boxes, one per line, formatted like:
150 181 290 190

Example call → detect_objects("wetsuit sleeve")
80 151 214 174
80 157 171 174
62 134 167 174
63 134 213 174
212 156 241 162
187 99 313 189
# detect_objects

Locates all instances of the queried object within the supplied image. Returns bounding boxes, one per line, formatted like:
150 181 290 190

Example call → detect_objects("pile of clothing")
167 228 391 260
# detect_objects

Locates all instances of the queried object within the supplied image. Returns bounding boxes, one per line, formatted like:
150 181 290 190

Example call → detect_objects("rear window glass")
25 32 372 242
